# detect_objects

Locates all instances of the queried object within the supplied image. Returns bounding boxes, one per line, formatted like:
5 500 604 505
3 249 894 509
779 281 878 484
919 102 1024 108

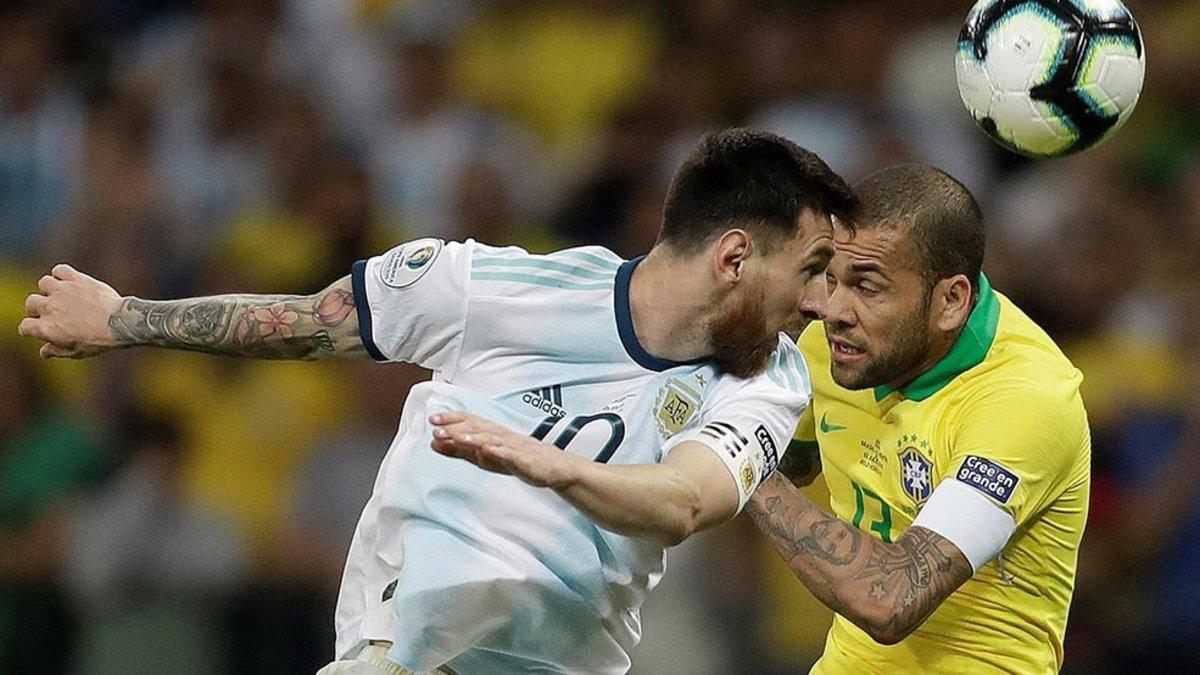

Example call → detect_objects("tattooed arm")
19 264 365 360
746 473 972 645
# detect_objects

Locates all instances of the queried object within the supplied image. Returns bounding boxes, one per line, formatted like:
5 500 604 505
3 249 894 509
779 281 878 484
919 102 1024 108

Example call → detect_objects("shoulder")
709 334 812 408
467 242 624 295
949 364 1089 464
760 333 812 399
989 292 1081 380
940 291 1083 418
958 375 1085 426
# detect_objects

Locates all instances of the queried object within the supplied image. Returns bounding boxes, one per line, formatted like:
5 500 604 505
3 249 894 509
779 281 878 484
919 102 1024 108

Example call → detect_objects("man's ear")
713 229 751 284
933 274 974 332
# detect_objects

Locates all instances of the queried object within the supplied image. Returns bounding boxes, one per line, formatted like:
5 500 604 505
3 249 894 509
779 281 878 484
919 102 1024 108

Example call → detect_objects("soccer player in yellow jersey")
747 164 1090 674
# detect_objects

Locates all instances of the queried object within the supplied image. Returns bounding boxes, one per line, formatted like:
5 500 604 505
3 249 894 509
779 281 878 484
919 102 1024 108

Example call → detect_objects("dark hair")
852 164 985 293
657 129 856 253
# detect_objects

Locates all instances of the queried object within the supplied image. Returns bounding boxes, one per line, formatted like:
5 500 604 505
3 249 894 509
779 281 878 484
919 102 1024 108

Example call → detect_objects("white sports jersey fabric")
338 239 811 673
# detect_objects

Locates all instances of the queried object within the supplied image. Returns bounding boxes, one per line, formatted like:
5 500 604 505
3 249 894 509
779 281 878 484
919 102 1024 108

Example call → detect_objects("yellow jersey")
800 275 1090 674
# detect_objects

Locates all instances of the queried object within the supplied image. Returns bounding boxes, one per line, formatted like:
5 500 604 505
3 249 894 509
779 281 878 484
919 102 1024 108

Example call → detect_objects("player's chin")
715 350 774 379
829 361 874 391
782 312 818 339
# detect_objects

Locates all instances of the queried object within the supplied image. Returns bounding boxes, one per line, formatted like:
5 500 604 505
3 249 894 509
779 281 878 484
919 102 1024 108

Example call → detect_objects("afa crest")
898 446 933 505
740 458 756 493
653 377 701 438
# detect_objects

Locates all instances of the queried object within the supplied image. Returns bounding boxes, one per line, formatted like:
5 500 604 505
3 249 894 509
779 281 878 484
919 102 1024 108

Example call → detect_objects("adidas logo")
523 385 566 418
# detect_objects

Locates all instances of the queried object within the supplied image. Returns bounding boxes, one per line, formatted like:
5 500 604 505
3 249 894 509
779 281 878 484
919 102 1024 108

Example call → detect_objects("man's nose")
823 284 857 329
799 286 826 325
798 274 830 323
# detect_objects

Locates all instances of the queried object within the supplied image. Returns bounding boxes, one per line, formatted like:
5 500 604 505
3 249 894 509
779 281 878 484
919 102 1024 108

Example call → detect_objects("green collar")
873 273 1000 403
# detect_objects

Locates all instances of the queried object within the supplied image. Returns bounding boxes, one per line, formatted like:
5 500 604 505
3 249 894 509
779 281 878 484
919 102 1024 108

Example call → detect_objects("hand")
18 264 125 359
776 438 821 487
429 411 579 489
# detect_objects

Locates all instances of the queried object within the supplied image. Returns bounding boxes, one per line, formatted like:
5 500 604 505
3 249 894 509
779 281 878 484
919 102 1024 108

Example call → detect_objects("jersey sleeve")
663 336 811 513
916 380 1089 567
794 405 816 443
351 238 472 372
911 477 1017 572
776 323 826 483
776 402 821 485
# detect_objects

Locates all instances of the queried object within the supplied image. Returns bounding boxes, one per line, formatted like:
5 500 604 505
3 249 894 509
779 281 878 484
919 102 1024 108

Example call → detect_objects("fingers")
430 412 515 443
432 424 500 452
37 275 61 294
429 411 469 426
429 411 502 443
25 293 46 317
430 424 506 459
39 343 73 359
430 435 473 460
428 410 539 480
431 435 517 476
430 435 498 470
51 264 79 281
17 317 47 341
429 411 502 429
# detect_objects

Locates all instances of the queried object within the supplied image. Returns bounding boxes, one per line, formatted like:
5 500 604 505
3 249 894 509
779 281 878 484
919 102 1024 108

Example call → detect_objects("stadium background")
0 0 1197 672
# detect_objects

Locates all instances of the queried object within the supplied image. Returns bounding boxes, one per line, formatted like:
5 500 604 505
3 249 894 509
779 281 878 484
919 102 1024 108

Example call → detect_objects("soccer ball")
955 0 1145 158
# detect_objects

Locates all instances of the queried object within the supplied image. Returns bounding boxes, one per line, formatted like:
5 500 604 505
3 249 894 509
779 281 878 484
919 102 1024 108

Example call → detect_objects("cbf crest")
653 377 702 439
897 435 933 505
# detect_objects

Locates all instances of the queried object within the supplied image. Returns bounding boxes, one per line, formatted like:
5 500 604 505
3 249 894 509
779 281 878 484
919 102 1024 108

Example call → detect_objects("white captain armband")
664 421 779 513
911 479 1018 573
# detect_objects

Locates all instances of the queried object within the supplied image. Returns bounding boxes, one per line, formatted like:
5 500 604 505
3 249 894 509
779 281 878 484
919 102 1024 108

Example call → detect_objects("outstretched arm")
745 473 972 645
19 264 365 360
428 411 739 547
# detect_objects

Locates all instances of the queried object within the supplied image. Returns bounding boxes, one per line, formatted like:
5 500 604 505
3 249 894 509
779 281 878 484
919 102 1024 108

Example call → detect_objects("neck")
626 248 718 362
886 329 959 392
884 293 978 392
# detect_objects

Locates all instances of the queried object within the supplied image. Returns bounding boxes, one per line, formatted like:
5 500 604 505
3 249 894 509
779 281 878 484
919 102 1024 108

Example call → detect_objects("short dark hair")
852 164 985 293
657 129 856 253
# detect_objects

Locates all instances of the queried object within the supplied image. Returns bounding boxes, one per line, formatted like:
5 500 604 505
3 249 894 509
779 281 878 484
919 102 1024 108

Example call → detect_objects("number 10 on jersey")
531 413 626 464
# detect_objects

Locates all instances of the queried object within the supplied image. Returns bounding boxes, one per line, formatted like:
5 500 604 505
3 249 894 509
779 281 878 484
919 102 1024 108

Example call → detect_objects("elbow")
656 490 703 548
656 524 691 548
850 610 918 646
863 625 909 647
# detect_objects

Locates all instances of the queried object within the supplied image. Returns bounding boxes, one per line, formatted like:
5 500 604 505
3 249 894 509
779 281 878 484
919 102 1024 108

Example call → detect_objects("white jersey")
337 239 811 674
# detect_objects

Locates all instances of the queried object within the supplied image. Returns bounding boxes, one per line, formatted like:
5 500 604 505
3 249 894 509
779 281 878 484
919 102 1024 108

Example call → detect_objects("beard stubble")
708 288 780 379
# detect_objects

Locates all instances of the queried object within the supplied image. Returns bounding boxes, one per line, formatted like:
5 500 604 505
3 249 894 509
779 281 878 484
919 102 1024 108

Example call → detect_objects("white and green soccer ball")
956 0 1145 158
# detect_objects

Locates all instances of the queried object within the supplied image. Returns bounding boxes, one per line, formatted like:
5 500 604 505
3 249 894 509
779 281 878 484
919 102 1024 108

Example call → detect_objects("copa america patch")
956 455 1019 504
379 238 442 288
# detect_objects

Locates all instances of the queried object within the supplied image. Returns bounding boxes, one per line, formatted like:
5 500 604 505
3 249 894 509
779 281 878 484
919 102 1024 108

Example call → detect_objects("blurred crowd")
0 0 1196 673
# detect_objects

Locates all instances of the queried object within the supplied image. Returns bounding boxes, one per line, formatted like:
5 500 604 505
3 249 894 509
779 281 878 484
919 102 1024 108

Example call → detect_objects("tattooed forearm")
851 526 966 641
747 473 972 645
106 277 365 360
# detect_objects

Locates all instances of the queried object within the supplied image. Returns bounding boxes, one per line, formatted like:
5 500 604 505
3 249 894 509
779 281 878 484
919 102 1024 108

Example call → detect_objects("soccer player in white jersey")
19 129 855 674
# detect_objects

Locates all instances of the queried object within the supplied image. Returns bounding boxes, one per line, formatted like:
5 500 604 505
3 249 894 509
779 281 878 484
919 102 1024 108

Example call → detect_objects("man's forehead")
793 209 834 247
831 222 918 270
